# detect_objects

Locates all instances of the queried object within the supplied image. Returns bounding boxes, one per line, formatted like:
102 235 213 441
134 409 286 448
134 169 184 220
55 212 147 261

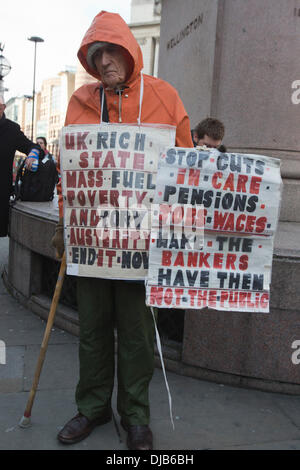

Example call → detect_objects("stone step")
280 179 300 223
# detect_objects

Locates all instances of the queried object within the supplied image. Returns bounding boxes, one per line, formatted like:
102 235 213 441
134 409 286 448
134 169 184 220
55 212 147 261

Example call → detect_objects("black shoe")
57 411 111 444
121 419 153 450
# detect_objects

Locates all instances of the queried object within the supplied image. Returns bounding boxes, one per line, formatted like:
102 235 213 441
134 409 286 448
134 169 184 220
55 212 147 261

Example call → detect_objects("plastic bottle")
27 148 39 172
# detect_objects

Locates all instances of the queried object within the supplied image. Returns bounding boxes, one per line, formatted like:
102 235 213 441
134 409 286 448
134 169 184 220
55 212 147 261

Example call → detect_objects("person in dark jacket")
36 136 57 164
0 97 42 237
192 117 226 150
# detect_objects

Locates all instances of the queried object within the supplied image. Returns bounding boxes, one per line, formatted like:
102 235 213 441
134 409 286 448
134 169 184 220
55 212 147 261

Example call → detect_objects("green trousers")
75 277 155 425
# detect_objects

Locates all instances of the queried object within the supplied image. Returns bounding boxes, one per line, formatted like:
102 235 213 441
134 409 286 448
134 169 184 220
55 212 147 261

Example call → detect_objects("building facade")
6 68 75 158
129 0 161 77
5 94 40 139
6 1 161 157
37 68 75 157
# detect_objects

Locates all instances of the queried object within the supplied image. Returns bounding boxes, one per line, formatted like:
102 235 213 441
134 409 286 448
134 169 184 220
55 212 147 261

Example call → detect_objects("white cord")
137 72 144 125
100 88 105 123
150 306 175 430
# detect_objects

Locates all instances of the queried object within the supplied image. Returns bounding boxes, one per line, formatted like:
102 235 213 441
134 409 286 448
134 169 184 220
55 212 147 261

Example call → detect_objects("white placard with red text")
60 123 175 279
146 148 282 312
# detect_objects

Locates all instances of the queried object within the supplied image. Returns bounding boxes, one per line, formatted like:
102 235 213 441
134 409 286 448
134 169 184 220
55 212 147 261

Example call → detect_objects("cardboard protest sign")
146 148 282 312
60 123 175 279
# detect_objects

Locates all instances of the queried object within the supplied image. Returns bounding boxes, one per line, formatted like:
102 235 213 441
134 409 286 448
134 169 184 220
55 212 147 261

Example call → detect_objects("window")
154 0 161 16
51 85 61 113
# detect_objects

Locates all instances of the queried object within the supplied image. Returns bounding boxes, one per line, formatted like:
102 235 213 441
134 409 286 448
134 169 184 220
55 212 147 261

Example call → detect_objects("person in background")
192 117 226 151
51 10 193 451
0 95 43 237
36 136 57 164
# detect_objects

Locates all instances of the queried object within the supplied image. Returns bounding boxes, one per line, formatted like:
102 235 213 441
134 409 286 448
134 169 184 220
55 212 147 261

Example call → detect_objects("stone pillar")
157 0 300 392
158 0 300 221
7 204 57 298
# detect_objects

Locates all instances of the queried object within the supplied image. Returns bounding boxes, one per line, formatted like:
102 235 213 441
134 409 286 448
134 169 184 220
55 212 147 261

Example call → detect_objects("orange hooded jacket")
57 10 193 217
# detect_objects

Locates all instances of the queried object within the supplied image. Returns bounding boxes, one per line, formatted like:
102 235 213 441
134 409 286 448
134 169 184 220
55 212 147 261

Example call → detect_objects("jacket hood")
77 11 143 84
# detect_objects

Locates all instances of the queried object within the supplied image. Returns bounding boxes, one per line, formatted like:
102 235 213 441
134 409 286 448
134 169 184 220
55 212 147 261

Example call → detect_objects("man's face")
196 134 222 149
0 103 6 119
93 44 130 88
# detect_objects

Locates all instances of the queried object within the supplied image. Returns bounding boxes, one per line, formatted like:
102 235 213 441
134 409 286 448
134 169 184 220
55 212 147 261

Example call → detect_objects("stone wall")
157 0 300 392
159 0 300 183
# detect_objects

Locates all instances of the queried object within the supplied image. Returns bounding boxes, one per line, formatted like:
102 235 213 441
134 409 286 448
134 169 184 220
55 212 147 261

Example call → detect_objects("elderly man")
0 96 42 237
52 10 193 450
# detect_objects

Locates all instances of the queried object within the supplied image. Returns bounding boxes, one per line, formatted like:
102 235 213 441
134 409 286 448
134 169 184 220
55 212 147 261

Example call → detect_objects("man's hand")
51 217 64 260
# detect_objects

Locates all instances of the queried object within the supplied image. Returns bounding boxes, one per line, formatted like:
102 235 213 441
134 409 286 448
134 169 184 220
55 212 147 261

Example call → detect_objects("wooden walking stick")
19 252 67 428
